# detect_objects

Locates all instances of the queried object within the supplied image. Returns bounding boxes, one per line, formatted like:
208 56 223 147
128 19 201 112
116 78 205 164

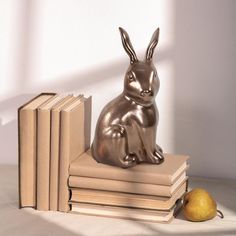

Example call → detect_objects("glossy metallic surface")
91 27 164 168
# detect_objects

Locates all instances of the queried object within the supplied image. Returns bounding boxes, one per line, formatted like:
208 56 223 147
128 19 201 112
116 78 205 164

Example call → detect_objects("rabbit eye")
128 74 135 83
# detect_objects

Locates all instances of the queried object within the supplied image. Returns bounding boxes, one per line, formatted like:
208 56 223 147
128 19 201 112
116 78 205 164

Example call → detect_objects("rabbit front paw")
121 154 138 168
147 148 164 164
154 149 164 163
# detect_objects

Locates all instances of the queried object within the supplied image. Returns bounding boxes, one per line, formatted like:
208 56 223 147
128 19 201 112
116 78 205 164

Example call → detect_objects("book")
70 199 183 223
36 95 65 210
18 93 54 208
69 172 187 197
58 96 92 212
49 95 77 211
69 181 187 210
69 150 189 185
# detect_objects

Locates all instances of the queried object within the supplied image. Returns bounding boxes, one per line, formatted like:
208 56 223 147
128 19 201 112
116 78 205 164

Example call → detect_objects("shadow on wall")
0 94 34 164
33 47 171 92
173 0 236 179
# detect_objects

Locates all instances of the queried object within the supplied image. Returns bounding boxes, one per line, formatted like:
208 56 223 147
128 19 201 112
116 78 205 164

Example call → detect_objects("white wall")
0 0 235 179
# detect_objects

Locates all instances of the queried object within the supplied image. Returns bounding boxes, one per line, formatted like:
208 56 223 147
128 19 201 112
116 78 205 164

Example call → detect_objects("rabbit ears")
119 27 160 63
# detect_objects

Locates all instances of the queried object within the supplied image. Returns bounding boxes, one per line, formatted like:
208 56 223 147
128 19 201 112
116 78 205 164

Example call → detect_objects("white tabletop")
1 165 236 236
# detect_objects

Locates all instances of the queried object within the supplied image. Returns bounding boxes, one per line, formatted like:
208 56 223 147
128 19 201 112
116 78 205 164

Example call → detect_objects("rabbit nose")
141 89 152 97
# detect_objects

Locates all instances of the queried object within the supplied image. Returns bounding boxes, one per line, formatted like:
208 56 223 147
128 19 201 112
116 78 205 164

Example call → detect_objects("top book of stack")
69 150 189 186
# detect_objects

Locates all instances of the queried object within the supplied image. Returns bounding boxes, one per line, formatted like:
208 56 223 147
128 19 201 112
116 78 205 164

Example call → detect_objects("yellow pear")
183 188 217 222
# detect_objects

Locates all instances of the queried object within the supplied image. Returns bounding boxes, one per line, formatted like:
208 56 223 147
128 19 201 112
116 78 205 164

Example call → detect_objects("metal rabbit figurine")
91 27 164 168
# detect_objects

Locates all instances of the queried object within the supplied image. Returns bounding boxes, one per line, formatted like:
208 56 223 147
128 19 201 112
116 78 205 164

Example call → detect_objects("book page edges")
70 203 174 223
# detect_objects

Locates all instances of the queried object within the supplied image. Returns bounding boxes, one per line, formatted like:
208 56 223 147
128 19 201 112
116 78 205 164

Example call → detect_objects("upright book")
18 93 55 208
36 95 64 210
49 95 76 211
58 96 92 212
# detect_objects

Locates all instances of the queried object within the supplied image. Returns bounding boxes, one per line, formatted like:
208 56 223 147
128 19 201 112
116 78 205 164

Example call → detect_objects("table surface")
1 165 236 236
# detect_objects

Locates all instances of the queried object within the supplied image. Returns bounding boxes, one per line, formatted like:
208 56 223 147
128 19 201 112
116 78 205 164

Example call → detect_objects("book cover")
18 93 55 208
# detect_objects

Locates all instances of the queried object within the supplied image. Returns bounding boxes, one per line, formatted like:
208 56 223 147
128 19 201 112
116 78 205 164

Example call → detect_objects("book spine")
49 109 60 211
58 111 70 212
69 176 172 197
84 96 92 150
36 109 51 210
19 109 36 207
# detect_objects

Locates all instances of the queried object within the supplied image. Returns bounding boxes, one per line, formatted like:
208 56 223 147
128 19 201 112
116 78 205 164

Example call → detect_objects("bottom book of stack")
68 150 189 223
70 200 183 223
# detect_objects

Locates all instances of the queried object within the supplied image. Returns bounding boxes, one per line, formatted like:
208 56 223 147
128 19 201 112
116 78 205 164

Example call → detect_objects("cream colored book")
69 150 189 185
69 172 187 197
36 95 65 211
70 181 187 210
70 201 183 223
58 96 92 212
18 93 54 208
49 95 77 211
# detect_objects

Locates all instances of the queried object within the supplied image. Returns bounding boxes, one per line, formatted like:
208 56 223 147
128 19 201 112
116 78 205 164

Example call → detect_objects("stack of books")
18 93 92 212
68 150 189 222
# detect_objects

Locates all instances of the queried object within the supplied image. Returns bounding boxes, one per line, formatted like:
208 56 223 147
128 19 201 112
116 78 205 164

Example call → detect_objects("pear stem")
217 210 224 219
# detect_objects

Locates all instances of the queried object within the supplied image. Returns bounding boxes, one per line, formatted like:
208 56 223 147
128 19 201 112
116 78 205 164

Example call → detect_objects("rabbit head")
119 27 160 106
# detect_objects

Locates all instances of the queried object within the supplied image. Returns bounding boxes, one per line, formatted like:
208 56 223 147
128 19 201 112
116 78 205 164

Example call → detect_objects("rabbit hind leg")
106 125 138 168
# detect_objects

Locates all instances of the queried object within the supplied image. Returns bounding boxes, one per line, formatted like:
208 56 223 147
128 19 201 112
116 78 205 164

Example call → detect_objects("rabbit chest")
99 94 158 131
